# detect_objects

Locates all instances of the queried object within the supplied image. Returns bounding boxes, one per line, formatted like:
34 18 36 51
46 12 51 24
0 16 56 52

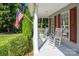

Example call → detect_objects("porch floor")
36 35 79 56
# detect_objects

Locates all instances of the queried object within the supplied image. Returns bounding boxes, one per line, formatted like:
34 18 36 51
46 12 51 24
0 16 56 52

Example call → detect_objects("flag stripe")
15 8 23 29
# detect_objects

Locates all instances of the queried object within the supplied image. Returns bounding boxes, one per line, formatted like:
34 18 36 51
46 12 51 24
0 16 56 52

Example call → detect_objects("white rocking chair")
53 28 62 47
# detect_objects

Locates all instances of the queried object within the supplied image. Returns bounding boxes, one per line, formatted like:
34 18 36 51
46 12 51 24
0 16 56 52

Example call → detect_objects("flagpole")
25 14 33 24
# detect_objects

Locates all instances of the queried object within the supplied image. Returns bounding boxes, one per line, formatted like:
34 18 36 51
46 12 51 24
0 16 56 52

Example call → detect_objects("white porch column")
33 4 39 55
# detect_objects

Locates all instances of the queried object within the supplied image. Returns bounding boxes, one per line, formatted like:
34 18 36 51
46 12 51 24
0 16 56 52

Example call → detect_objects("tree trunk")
7 27 10 33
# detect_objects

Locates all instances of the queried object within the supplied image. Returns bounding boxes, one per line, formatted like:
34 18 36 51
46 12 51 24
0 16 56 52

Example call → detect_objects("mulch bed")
24 50 33 56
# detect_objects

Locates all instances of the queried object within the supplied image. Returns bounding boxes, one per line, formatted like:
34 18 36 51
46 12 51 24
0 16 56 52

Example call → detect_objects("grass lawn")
0 33 33 56
0 33 22 46
0 33 24 56
0 33 21 40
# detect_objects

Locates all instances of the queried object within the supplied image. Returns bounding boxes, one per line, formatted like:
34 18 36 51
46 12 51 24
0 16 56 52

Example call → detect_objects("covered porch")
36 35 79 56
28 3 79 56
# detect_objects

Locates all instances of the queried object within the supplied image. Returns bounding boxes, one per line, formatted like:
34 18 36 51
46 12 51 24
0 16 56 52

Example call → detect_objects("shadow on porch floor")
36 35 79 56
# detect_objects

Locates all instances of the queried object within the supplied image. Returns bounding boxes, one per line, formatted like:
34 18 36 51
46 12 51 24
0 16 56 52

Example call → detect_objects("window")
43 18 48 28
51 17 54 33
60 11 70 40
38 18 48 33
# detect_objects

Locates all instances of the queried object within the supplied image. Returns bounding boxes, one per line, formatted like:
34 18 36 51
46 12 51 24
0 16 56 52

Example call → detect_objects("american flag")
14 8 23 29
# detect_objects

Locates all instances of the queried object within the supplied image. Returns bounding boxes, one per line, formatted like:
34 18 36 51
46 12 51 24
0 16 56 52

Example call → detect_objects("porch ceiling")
28 3 70 18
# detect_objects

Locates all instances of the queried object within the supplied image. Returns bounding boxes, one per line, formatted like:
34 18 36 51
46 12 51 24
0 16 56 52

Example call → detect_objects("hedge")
0 34 33 56
22 8 33 55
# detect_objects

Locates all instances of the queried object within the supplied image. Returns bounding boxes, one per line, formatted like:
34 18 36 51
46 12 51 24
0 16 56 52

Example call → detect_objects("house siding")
49 3 79 52
54 16 57 32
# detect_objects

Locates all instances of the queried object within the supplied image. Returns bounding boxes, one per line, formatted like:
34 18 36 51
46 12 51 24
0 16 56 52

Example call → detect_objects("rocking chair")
53 28 62 47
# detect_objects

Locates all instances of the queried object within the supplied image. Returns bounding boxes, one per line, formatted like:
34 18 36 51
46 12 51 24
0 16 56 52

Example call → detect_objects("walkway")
36 35 79 56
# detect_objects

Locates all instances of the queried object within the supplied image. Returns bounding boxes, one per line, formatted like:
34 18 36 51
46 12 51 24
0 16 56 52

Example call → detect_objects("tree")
9 3 21 33
0 3 22 33
0 3 10 32
22 5 33 52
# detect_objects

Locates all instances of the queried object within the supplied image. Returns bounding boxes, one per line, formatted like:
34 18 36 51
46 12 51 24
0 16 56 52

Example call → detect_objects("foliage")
0 34 21 56
38 18 48 28
22 16 32 37
0 3 21 33
42 18 48 28
22 7 33 54
9 3 22 33
22 7 33 40
0 3 33 56
0 34 33 56
9 35 28 56
0 3 10 32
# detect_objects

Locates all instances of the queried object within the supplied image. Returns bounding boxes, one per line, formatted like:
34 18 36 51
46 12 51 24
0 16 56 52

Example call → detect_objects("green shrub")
21 8 33 54
0 34 33 56
0 43 8 56
9 35 28 56
0 4 33 56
